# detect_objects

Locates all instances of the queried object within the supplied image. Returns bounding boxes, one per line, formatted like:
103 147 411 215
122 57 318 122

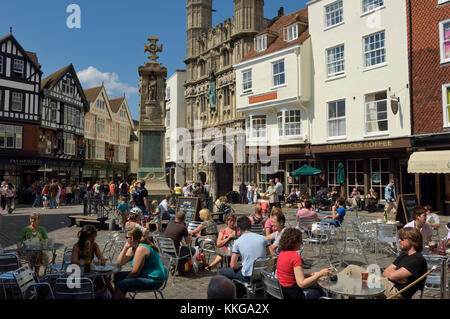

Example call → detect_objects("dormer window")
13 59 24 78
120 108 126 119
284 23 299 42
96 100 105 110
255 35 267 53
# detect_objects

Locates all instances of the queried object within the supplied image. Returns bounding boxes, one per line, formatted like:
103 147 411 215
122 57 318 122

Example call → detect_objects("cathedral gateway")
184 0 269 199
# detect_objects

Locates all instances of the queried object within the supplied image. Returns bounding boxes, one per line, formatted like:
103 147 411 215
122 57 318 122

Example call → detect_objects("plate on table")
95 264 115 272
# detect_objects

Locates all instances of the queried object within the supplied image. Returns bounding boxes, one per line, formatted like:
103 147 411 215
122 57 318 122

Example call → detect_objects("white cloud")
77 66 138 98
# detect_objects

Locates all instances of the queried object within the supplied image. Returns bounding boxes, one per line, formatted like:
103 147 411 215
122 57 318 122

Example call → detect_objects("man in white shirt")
159 194 175 220
246 182 254 205
424 205 439 229
404 207 433 248
275 178 283 208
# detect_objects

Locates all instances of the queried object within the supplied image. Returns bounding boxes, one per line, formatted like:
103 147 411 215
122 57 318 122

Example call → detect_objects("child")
149 200 162 233
117 196 129 232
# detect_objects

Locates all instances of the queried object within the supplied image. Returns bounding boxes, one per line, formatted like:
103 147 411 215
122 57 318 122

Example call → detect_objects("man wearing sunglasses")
380 227 428 299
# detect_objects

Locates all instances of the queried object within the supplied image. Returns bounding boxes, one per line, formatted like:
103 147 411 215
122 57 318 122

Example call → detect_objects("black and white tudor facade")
41 64 89 160
0 33 42 126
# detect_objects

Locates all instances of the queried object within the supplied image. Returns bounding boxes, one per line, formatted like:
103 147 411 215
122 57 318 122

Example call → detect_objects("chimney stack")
278 7 284 17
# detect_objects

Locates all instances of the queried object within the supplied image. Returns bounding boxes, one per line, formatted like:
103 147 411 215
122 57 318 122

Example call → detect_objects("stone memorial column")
138 36 169 201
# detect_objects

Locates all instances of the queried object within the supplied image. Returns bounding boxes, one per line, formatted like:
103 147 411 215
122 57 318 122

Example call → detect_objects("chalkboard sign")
176 197 201 223
395 194 418 226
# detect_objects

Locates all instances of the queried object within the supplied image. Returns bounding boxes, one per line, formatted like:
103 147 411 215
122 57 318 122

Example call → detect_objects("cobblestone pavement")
1 203 448 299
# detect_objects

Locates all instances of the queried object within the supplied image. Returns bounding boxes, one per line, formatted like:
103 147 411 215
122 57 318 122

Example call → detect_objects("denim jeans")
114 271 163 293
49 196 57 209
247 192 253 204
32 194 41 208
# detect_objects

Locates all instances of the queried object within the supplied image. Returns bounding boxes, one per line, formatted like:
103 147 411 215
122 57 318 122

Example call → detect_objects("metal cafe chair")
128 256 172 299
250 224 265 236
156 237 181 286
46 247 73 274
375 223 398 258
0 253 21 298
261 270 284 299
13 265 54 299
54 277 95 299
232 255 277 299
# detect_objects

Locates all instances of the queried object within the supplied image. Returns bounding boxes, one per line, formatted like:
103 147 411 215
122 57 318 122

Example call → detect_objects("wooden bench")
68 215 108 229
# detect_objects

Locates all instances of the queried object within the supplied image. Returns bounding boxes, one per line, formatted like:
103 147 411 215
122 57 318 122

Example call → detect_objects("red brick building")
406 0 450 214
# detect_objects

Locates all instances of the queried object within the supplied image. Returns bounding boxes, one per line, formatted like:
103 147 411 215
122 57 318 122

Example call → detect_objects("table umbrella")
291 165 322 176
337 162 345 186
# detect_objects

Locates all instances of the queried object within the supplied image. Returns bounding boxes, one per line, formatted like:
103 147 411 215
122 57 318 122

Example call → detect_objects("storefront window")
347 159 364 195
370 158 390 200
328 160 341 189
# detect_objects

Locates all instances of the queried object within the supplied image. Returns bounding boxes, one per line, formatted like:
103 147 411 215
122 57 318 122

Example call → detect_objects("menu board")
395 194 418 226
176 197 201 223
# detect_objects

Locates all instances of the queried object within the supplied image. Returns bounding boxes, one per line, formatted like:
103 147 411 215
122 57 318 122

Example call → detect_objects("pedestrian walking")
384 179 397 216
6 182 16 214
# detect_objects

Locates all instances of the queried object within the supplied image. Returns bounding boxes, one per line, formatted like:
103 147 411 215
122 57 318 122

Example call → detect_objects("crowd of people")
8 173 450 300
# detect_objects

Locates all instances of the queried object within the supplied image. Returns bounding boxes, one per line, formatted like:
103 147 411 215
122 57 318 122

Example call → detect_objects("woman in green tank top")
113 227 166 299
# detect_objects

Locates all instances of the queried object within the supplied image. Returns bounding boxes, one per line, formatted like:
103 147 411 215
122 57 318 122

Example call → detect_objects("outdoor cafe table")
318 273 385 299
21 242 65 273
216 246 232 267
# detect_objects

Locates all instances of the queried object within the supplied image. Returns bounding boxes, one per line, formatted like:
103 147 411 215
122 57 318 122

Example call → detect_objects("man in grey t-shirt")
219 217 270 285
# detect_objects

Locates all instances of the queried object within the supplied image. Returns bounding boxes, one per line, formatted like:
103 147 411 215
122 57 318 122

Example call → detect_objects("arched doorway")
214 147 234 199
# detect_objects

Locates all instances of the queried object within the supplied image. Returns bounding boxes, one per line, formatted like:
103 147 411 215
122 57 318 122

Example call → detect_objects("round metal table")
318 273 385 299
21 242 65 272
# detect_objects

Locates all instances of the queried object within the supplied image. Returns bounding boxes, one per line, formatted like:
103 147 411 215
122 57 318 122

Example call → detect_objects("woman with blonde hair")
190 209 218 241
113 227 166 299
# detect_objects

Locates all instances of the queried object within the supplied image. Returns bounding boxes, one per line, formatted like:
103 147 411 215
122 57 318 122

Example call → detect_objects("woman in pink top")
296 200 319 222
205 214 237 271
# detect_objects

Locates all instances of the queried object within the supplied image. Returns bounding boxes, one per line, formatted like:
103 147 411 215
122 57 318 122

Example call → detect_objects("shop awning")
408 151 450 174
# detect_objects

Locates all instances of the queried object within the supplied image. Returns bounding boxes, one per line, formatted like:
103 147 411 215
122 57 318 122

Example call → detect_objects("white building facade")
165 70 187 188
234 9 318 194
308 0 413 198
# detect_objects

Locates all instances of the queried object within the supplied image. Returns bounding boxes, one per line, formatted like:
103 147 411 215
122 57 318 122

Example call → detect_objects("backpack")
132 187 143 205
120 183 129 195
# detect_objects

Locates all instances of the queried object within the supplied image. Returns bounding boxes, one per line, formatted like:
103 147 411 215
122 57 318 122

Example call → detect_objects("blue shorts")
114 271 164 293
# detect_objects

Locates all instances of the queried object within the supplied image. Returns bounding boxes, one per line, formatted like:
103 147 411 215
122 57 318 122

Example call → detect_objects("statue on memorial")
207 72 217 109
147 75 157 103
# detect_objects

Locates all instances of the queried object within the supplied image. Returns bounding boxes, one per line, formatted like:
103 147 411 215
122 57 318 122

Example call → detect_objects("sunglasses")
399 238 407 241
126 236 132 239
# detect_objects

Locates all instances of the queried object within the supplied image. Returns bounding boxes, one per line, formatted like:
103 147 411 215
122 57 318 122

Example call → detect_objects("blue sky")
1 0 308 120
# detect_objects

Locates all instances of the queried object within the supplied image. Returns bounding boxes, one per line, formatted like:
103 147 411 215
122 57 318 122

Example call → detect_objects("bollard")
83 196 88 216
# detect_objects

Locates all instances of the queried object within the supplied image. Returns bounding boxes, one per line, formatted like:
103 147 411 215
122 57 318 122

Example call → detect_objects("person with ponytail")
113 227 166 299
71 225 107 266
